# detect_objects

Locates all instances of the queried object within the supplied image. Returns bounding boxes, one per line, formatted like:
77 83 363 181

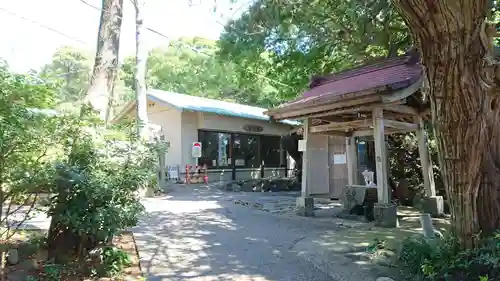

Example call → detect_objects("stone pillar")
374 202 398 228
414 116 444 217
297 118 314 216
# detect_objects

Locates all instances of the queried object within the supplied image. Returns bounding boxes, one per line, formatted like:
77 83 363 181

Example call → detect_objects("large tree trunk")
86 0 124 122
392 0 500 247
133 0 149 139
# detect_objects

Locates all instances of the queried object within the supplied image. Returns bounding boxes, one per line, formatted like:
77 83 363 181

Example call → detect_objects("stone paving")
5 183 401 280
133 184 399 281
2 205 51 230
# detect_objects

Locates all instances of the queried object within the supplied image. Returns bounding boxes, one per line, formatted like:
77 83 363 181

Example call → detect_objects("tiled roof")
147 90 299 126
272 53 423 111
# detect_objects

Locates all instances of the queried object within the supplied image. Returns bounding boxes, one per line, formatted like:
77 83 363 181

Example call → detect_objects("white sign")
192 142 202 158
333 153 347 164
167 165 179 179
298 140 307 152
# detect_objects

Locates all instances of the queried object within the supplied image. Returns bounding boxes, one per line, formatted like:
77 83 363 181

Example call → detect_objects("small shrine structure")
265 50 443 226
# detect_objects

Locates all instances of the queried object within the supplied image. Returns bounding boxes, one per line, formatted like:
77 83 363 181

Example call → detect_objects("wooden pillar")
372 108 389 203
346 136 358 185
301 118 312 197
414 116 436 197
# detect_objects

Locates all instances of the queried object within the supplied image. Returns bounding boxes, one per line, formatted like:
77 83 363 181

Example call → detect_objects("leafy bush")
397 232 500 280
46 107 167 261
100 246 132 277
0 63 60 239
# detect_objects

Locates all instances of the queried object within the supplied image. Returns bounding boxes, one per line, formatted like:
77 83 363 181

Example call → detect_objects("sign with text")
192 142 202 158
298 140 307 152
333 153 347 164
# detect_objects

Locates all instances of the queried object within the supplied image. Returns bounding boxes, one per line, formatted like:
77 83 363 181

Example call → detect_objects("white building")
113 89 298 181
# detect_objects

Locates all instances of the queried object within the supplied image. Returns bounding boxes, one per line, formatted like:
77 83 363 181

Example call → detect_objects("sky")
0 0 248 72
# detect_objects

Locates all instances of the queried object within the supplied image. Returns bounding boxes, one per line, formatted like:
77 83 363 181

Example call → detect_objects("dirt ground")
5 230 143 281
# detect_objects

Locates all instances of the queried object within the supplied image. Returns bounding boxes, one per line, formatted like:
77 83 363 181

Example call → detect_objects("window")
198 130 286 170
232 134 259 168
260 135 284 168
198 131 231 168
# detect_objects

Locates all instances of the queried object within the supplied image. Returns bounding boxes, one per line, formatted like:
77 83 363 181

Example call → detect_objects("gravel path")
133 186 387 281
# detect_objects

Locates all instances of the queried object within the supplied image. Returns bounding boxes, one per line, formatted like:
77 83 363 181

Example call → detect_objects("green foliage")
41 264 62 281
120 37 280 107
40 46 92 103
99 246 132 277
388 130 444 204
46 107 167 261
397 232 500 280
366 237 387 253
40 46 133 114
218 0 411 103
0 62 60 238
25 232 48 251
26 264 63 281
47 111 158 244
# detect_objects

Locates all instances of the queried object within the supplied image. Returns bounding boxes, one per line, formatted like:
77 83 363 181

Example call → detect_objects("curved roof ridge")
310 55 409 89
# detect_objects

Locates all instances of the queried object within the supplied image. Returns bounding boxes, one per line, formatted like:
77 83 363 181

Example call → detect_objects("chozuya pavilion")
264 49 443 227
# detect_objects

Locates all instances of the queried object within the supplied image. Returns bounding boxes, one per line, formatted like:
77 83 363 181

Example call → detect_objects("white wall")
199 112 292 136
181 111 199 167
146 102 183 167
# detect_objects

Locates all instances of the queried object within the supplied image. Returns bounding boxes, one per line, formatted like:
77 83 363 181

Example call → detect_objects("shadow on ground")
133 186 401 281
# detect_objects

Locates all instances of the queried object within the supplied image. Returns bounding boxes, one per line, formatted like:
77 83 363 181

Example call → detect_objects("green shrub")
397 232 500 280
45 108 168 262
99 246 132 277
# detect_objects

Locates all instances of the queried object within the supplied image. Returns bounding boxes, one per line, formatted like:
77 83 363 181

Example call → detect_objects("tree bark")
392 0 500 247
133 0 149 140
86 0 124 122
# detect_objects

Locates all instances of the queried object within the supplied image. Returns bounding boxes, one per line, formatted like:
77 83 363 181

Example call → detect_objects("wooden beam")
383 105 419 116
312 130 350 137
373 108 390 203
346 136 358 185
352 130 374 137
310 119 372 133
382 76 423 103
384 119 418 131
304 100 404 120
414 116 436 197
301 118 312 197
270 95 382 120
420 107 431 117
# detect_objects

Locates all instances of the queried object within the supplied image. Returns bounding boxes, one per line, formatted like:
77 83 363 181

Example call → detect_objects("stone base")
374 203 398 228
421 196 444 217
296 196 314 217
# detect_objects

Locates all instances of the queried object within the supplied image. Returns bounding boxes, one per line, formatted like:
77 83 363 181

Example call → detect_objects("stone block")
420 213 435 238
261 181 273 192
374 203 398 228
240 180 257 192
288 180 301 191
232 184 242 192
272 179 289 191
342 185 378 211
421 196 444 217
363 203 375 222
376 278 395 281
252 184 262 192
296 196 314 217
7 249 19 265
7 248 19 265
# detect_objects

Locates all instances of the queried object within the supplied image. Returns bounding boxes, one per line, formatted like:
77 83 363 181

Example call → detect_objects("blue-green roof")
147 90 300 126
